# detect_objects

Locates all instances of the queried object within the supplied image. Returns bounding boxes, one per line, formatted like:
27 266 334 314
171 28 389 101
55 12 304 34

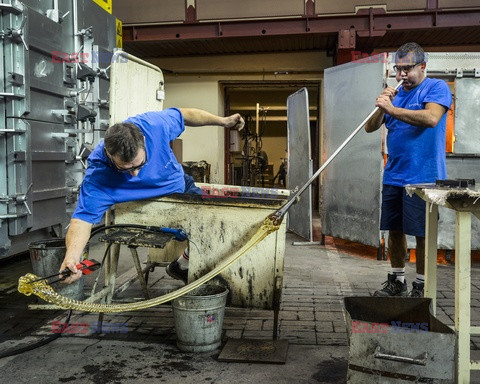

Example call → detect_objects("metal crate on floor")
344 297 455 383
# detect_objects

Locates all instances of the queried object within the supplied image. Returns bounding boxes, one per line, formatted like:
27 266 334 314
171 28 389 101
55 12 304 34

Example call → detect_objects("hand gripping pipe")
270 79 404 224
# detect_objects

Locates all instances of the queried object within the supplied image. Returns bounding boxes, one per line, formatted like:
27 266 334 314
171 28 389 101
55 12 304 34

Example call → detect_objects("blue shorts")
183 174 202 195
380 184 426 237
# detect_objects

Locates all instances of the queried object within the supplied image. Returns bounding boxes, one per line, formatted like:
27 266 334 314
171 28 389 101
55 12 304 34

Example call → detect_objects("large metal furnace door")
322 59 386 247
0 0 117 258
287 87 313 240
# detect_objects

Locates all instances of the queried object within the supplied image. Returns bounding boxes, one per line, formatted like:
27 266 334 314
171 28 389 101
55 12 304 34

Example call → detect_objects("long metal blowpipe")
271 79 404 223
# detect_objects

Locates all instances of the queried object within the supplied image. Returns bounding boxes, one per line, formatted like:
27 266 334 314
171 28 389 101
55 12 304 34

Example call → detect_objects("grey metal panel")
436 157 480 249
322 59 385 247
20 0 54 13
26 5 62 53
29 119 66 231
28 89 65 123
0 0 116 258
6 118 33 235
0 3 7 248
3 5 29 119
76 0 117 52
287 87 312 240
30 120 66 191
31 195 66 230
454 78 480 154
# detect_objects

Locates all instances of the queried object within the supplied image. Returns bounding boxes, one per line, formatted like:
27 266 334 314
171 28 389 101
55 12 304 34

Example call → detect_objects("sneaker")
409 281 424 298
373 273 408 297
166 261 188 284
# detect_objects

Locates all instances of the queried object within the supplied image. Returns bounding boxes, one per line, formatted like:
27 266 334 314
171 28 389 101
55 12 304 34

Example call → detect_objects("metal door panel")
453 78 480 154
6 118 32 234
322 60 385 247
26 5 62 53
30 119 66 230
2 5 29 119
287 87 312 240
76 0 116 52
436 157 480 249
28 89 65 123
31 195 66 230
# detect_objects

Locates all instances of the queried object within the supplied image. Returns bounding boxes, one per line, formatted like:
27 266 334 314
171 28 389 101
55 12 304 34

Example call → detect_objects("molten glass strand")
18 217 280 313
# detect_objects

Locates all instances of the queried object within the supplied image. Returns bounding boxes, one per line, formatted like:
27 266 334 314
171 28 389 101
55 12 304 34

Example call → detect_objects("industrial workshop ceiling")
113 1 480 59
119 27 480 59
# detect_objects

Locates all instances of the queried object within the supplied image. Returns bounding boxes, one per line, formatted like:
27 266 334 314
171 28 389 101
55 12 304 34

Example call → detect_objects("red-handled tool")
28 259 101 284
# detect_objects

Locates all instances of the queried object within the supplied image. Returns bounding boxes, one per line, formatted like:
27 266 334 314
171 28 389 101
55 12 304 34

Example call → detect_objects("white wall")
163 78 225 183
154 51 329 184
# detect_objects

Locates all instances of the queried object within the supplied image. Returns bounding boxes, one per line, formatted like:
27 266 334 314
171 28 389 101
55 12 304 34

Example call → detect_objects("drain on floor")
218 339 288 364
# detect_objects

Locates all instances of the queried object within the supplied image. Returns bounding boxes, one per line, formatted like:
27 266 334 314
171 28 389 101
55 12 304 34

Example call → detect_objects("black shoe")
409 281 424 298
373 273 408 297
166 261 188 284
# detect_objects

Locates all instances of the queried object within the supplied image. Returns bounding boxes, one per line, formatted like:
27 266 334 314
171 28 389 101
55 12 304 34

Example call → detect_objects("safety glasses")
393 62 422 74
105 146 147 173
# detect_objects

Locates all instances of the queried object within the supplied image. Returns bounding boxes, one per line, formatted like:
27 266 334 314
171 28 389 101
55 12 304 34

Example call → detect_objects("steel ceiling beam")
123 9 480 43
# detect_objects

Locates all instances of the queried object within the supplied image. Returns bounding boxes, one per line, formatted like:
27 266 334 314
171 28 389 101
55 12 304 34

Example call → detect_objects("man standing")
60 107 244 284
365 42 452 297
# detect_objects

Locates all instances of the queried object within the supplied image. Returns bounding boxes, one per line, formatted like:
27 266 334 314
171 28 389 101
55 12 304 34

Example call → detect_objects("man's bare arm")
364 109 385 133
59 218 92 284
179 108 244 130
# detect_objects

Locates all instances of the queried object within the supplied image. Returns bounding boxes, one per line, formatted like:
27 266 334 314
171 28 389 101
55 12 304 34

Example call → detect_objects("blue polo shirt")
383 77 452 186
72 108 186 224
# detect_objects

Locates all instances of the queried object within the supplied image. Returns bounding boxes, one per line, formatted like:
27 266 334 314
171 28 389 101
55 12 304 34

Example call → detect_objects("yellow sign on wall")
116 19 123 48
92 0 112 14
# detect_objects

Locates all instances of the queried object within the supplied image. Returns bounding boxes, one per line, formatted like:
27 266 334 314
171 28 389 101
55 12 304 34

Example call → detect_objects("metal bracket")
15 183 32 215
0 183 32 216
456 68 463 78
8 72 24 86
0 1 24 15
0 92 25 99
0 14 29 51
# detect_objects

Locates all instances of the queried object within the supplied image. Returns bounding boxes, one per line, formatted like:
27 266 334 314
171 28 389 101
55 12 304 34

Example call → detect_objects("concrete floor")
1 231 480 383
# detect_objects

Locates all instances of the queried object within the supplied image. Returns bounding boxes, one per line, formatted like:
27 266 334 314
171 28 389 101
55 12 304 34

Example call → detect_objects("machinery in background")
0 0 117 258
182 161 211 183
232 106 274 188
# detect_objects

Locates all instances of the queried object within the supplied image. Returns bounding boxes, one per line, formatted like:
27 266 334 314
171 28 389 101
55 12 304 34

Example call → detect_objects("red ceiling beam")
123 9 480 42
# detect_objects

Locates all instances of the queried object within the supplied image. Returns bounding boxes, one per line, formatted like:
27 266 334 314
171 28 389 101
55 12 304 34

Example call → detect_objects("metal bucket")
29 239 86 301
172 284 229 352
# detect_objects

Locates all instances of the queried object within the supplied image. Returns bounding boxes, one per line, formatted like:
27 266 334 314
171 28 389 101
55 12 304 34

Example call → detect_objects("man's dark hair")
396 42 425 64
104 122 145 162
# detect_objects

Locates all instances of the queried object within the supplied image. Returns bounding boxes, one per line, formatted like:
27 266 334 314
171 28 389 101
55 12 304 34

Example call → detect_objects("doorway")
222 81 321 210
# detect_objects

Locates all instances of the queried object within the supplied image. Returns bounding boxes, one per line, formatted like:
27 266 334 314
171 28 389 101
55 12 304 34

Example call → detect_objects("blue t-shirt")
72 108 186 224
383 77 452 186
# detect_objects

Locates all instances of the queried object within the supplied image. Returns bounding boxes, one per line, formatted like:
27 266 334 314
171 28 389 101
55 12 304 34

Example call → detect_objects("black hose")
0 223 181 358
0 309 72 359
89 223 171 240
